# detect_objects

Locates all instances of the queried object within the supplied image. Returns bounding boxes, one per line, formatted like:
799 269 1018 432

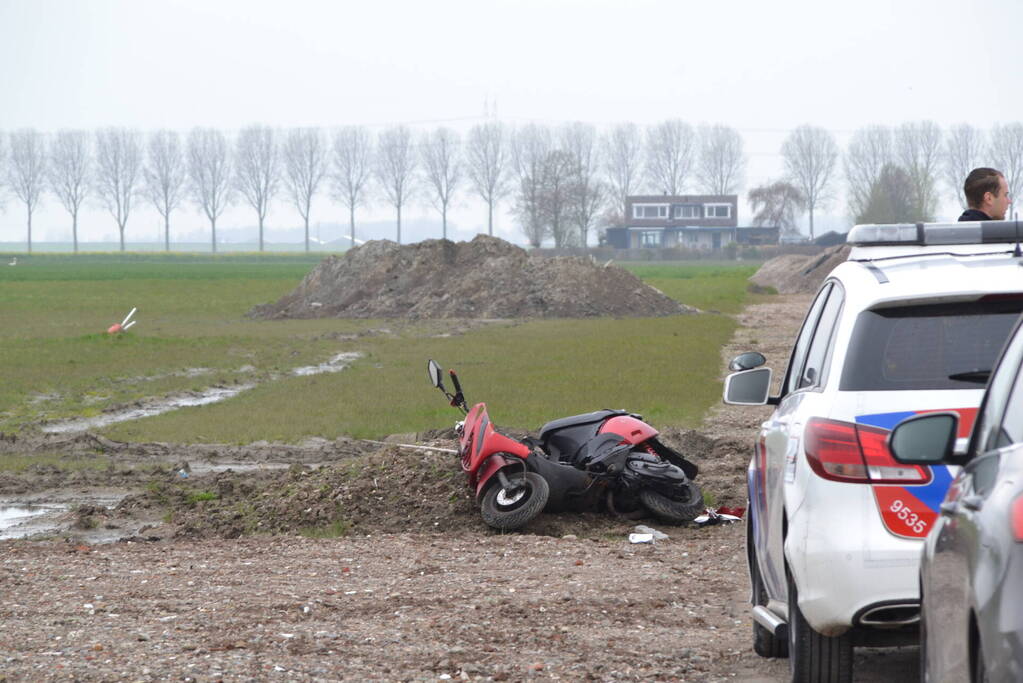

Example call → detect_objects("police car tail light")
856 424 931 485
804 418 870 483
1012 494 1023 543
804 418 930 485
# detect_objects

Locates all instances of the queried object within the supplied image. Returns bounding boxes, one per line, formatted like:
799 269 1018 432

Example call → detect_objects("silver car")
890 314 1023 682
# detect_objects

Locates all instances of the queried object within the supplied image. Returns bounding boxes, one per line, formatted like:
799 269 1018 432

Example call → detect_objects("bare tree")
539 149 575 248
283 128 328 252
602 122 644 223
943 124 985 209
697 124 745 195
0 134 6 213
420 127 462 239
645 119 696 195
858 164 916 224
844 125 893 221
781 125 838 239
49 130 91 253
511 124 553 247
895 121 943 221
330 126 373 248
95 128 142 252
465 121 509 237
990 122 1023 218
7 129 47 253
561 122 604 246
187 127 233 253
748 181 806 237
376 126 416 245
235 125 280 251
143 130 186 251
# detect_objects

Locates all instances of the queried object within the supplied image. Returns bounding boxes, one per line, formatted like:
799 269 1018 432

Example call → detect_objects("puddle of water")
0 493 127 541
292 351 362 376
41 384 257 434
187 462 293 474
39 351 364 434
0 504 67 539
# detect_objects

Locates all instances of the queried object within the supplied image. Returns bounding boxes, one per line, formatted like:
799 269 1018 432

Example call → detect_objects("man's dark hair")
964 167 1004 208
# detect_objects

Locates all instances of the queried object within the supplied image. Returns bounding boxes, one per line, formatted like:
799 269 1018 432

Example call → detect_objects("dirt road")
0 294 920 681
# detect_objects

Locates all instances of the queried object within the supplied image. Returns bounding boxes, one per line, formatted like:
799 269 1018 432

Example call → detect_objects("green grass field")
0 253 763 442
621 262 761 314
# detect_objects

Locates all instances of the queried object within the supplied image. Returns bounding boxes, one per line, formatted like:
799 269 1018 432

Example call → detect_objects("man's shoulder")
958 208 992 222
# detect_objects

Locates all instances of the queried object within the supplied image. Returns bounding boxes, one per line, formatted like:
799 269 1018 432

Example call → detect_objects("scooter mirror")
427 359 446 391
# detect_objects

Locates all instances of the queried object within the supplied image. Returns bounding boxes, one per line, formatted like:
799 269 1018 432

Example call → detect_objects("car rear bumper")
786 492 923 635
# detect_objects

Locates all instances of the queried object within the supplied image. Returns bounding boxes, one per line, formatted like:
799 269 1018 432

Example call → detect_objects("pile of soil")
251 235 697 320
749 244 851 294
115 430 747 541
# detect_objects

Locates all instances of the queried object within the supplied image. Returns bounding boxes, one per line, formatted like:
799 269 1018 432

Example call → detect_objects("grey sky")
2 0 1022 244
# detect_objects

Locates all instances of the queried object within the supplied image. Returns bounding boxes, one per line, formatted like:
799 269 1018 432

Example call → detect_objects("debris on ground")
692 508 743 527
250 235 699 320
633 524 670 541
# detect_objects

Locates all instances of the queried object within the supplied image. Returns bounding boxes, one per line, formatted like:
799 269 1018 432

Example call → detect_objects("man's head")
964 167 1012 220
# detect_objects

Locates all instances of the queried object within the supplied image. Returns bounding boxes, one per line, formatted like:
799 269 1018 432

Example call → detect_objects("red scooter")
428 360 703 531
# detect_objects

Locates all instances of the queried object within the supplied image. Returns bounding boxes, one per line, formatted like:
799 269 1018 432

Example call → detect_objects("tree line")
752 122 1023 238
1 120 1021 252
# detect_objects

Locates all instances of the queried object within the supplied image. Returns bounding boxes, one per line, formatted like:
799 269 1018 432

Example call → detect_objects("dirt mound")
749 244 851 294
250 235 697 320
119 446 639 539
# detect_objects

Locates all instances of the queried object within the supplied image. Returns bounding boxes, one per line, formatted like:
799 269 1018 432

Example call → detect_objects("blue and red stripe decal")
856 408 976 538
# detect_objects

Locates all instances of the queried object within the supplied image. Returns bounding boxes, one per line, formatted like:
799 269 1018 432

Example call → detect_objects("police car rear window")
840 300 1023 391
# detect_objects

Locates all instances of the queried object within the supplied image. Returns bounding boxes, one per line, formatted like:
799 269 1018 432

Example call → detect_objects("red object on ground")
107 323 123 334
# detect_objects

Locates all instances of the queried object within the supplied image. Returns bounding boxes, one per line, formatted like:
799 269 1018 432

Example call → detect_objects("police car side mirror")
723 367 776 406
729 351 767 372
888 412 959 464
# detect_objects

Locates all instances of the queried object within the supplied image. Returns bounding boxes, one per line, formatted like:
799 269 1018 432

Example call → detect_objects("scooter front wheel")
639 481 704 525
480 472 549 531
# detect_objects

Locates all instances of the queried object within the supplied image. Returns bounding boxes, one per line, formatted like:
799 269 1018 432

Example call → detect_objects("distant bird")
7 257 15 266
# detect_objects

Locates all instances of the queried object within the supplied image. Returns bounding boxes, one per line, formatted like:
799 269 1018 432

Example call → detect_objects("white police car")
723 221 1023 682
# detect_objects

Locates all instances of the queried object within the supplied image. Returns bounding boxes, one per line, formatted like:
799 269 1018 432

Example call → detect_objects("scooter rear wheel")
480 472 549 531
639 481 704 525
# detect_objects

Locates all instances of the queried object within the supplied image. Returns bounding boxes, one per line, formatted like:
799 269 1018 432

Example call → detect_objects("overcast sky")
2 0 1022 245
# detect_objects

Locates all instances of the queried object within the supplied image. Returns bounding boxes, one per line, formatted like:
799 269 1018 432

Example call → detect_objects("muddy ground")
0 292 918 681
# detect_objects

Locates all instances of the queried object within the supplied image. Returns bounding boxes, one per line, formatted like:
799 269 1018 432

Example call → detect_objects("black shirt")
958 208 992 222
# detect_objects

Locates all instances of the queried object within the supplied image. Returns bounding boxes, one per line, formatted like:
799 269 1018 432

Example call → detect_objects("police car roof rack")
847 220 1023 247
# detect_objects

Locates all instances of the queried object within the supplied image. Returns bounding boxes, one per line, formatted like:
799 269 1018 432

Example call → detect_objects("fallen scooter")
427 360 704 531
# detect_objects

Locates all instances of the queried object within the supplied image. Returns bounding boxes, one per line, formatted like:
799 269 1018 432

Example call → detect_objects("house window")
705 204 731 218
674 204 702 219
633 204 669 219
639 230 662 247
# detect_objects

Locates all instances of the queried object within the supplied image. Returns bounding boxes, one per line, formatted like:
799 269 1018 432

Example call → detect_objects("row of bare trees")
758 121 1023 238
0 121 751 251
2 120 1021 250
2 126 344 253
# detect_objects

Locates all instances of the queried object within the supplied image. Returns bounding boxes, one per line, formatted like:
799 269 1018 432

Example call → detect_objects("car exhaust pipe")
753 605 788 640
856 602 920 627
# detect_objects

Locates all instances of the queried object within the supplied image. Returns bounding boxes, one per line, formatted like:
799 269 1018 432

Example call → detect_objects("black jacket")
958 208 992 222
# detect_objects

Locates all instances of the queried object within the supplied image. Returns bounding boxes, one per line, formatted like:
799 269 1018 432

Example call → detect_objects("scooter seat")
538 409 629 441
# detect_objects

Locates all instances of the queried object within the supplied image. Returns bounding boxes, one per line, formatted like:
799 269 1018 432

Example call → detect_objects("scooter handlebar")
449 369 463 395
